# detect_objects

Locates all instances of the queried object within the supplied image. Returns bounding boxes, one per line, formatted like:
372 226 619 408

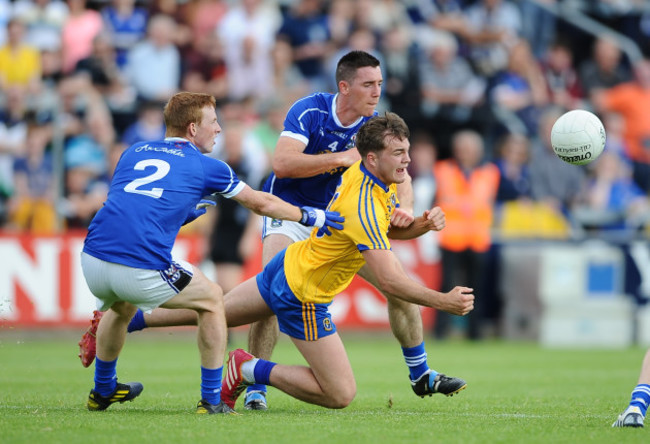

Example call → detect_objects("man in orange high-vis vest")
433 129 500 340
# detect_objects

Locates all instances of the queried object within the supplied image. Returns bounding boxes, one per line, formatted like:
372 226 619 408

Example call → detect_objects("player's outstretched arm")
232 185 344 232
362 248 474 316
272 136 361 179
388 206 446 240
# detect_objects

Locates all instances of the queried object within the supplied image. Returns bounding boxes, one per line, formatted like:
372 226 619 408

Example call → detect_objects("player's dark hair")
163 92 216 136
335 51 380 85
356 112 410 157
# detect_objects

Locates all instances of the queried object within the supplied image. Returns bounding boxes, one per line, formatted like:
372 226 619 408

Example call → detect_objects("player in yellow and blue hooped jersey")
220 112 475 410
261 160 399 341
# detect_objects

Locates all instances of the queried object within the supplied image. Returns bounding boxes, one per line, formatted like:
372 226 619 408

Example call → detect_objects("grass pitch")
0 329 647 444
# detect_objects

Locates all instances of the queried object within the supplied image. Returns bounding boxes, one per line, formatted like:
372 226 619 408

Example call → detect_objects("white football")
550 109 606 166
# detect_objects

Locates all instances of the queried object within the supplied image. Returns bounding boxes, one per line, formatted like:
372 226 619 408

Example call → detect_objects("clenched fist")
438 286 474 316
422 206 446 232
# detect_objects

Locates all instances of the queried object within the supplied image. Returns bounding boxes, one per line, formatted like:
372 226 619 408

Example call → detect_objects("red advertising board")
0 232 440 329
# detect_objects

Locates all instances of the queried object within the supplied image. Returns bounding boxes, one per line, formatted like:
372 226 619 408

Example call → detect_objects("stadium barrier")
0 232 440 330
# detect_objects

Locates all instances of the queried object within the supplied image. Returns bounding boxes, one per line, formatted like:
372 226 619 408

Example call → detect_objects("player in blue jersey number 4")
80 92 343 414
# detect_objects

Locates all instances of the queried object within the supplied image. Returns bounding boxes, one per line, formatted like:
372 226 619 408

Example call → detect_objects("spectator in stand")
578 36 632 101
37 44 64 111
592 58 650 195
359 0 412 36
0 18 42 94
120 100 166 148
181 33 228 107
0 87 31 223
55 75 113 144
146 0 193 50
601 110 632 164
433 129 500 340
0 0 13 45
461 0 522 79
250 97 289 160
269 39 309 104
490 40 548 136
379 25 422 132
326 0 355 52
494 133 533 204
409 0 467 40
217 0 280 103
62 111 114 229
572 150 650 233
519 0 558 59
529 106 585 214
8 119 56 234
100 0 148 69
277 0 331 92
74 32 137 137
540 39 584 110
124 14 180 104
492 132 549 239
61 0 103 74
180 0 226 48
409 131 438 218
419 29 487 155
12 0 69 52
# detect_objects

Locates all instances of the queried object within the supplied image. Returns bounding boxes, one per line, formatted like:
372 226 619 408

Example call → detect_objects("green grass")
0 329 648 444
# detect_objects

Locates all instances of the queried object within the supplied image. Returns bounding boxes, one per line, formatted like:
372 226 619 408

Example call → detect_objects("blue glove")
299 206 345 236
195 198 217 211
183 198 216 225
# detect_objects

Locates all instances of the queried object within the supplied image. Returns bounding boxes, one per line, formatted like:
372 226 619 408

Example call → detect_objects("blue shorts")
256 249 336 341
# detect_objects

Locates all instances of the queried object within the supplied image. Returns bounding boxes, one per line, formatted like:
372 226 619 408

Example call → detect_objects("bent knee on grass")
322 384 356 409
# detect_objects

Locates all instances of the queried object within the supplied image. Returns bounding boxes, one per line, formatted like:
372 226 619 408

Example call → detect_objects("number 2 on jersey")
124 159 170 198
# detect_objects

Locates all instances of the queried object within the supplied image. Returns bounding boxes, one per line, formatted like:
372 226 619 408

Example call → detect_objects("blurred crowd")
0 0 647 234
0 0 649 323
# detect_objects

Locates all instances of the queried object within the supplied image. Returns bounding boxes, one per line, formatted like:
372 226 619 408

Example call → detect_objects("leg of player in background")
357 262 467 398
243 233 293 410
613 348 650 427
88 302 145 410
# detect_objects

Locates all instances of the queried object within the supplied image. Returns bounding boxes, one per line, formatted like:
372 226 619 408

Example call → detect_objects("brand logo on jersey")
386 193 397 220
135 144 185 157
323 317 333 331
329 130 347 139
271 218 283 228
344 134 357 151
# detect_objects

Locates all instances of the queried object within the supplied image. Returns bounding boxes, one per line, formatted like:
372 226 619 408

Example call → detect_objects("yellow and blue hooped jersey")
284 161 398 304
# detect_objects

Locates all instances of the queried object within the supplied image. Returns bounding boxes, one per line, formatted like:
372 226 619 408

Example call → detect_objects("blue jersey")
83 138 244 269
262 92 375 208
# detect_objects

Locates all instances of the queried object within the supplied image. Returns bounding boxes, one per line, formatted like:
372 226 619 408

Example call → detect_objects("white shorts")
262 216 313 243
80 252 194 312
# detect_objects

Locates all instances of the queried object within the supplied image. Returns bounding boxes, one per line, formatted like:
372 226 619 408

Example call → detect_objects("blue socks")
630 384 650 416
252 359 277 386
127 309 146 333
94 357 117 397
402 342 436 381
247 383 267 395
201 366 222 405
